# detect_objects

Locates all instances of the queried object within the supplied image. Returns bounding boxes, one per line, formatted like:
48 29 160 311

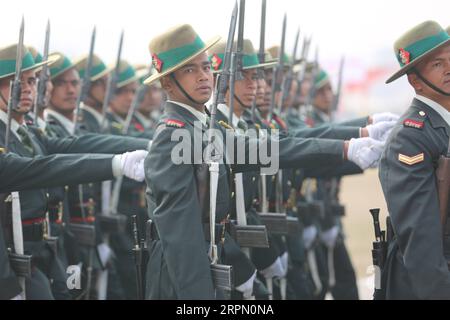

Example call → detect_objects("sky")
2 0 450 115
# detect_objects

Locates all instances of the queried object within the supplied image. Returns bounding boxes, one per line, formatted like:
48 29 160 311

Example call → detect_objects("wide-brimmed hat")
208 39 277 73
386 20 450 83
144 24 220 86
0 44 57 80
49 52 84 79
75 54 111 82
135 64 161 88
111 60 140 89
267 45 302 68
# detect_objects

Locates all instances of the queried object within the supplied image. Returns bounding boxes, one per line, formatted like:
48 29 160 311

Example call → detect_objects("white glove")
303 225 318 250
320 226 340 248
372 112 400 124
280 252 289 277
10 293 24 300
260 257 285 279
97 243 113 268
235 270 256 299
113 150 148 182
347 137 385 170
366 121 396 141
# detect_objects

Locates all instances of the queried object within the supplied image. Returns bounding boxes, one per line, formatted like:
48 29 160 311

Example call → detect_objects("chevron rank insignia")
403 119 424 130
164 119 185 128
398 153 424 165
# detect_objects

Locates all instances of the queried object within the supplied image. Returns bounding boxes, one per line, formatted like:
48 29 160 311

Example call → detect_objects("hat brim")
91 66 112 82
386 38 450 84
144 35 221 86
212 60 278 74
117 75 141 88
0 53 60 81
136 68 161 88
51 55 85 80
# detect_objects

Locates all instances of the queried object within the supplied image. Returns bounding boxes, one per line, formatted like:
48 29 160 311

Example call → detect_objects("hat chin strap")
234 94 251 110
413 69 450 97
170 73 204 106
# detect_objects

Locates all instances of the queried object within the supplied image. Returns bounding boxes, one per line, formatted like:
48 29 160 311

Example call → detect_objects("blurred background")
3 0 449 299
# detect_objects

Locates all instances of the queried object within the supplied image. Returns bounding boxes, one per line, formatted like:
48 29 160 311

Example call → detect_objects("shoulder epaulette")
163 118 185 128
403 118 424 130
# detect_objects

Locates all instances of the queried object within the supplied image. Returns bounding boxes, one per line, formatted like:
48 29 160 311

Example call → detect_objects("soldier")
0 44 148 299
0 151 146 300
75 54 110 134
133 65 164 137
143 24 386 300
379 20 450 299
45 52 152 299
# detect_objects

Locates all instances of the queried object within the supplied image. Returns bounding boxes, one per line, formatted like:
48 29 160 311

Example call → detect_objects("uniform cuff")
112 155 123 177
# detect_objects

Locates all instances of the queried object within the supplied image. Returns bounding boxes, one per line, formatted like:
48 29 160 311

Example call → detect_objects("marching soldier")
379 20 450 299
0 44 148 299
143 23 386 300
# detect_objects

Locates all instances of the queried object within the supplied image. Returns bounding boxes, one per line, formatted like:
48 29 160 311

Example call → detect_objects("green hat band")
398 30 450 66
0 52 35 76
79 62 107 80
50 55 73 77
315 70 330 89
154 35 205 73
118 64 136 84
209 52 259 71
34 52 43 64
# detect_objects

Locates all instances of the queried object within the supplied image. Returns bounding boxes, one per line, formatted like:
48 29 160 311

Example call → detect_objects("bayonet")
73 26 96 135
34 19 50 125
100 30 124 131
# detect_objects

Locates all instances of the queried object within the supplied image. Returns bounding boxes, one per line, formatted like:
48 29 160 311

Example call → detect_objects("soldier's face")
89 75 107 104
410 44 450 99
299 73 312 105
110 81 137 118
50 69 80 114
313 82 334 113
228 69 257 108
0 69 37 114
256 77 267 106
139 85 163 115
162 53 213 107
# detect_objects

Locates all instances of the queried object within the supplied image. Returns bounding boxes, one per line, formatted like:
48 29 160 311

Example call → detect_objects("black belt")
148 222 223 245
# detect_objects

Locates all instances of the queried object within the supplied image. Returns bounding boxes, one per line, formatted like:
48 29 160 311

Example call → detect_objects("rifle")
73 26 96 135
292 36 312 108
304 46 319 110
250 0 266 123
280 27 300 111
331 56 345 117
269 14 287 120
34 20 50 125
436 141 450 238
369 208 388 299
4 18 32 299
131 215 144 300
100 31 124 132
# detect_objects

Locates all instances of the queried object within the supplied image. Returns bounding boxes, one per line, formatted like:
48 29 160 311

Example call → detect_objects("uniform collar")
214 103 241 128
313 108 331 123
415 95 450 128
134 111 153 129
0 109 24 141
44 108 75 134
81 103 103 126
27 112 47 130
167 100 207 126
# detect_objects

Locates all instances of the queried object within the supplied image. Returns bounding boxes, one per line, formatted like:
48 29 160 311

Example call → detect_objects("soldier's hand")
365 120 396 141
303 225 318 250
320 226 340 248
347 137 385 170
260 257 285 279
113 150 149 182
371 112 400 124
